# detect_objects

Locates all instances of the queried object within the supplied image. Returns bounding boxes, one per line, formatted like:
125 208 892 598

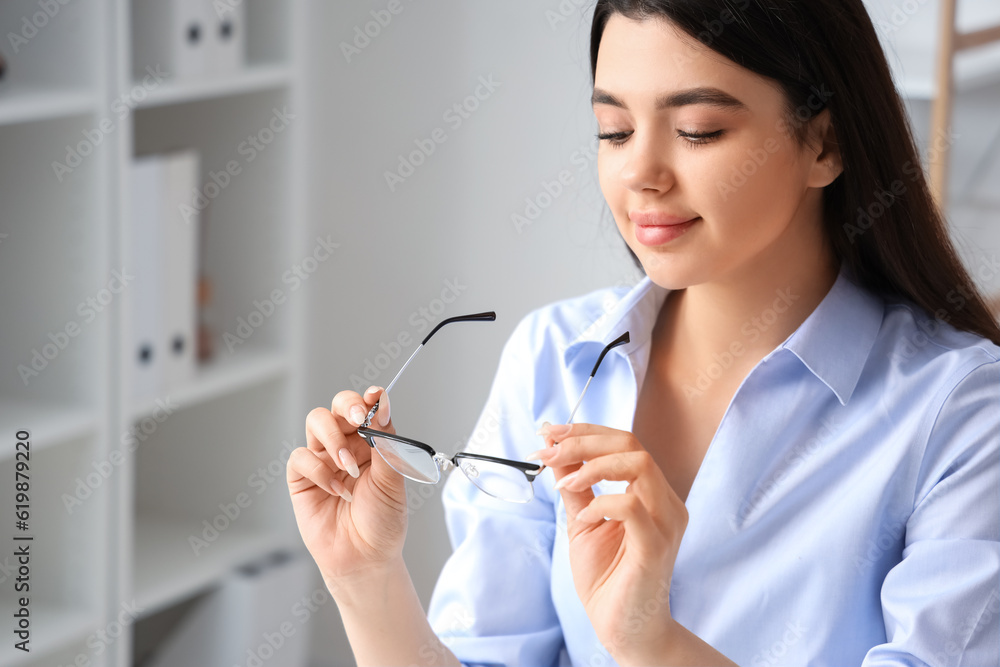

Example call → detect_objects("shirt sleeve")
426 313 566 667
862 357 1000 667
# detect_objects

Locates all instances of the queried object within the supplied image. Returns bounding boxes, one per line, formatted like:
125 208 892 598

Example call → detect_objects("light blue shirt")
426 263 1000 666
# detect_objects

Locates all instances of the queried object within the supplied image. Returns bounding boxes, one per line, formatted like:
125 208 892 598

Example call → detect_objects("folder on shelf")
132 0 211 82
208 0 247 77
127 150 200 404
161 150 200 391
128 157 166 404
143 550 313 667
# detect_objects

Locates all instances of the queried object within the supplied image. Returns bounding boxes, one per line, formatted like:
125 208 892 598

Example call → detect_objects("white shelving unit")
0 1 310 665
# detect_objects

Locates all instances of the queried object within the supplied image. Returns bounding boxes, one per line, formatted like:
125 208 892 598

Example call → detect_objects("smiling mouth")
628 210 700 227
632 217 700 246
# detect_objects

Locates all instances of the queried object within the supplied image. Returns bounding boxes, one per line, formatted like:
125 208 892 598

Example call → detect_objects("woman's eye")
596 130 632 147
678 129 725 146
596 128 725 148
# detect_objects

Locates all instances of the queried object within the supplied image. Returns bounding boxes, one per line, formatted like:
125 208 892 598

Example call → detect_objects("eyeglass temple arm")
529 330 630 476
362 311 497 428
422 311 496 345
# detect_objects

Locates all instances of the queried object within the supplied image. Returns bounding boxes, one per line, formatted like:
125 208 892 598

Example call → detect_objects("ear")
805 109 843 188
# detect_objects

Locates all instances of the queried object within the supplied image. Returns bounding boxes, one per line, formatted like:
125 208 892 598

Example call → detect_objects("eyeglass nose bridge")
433 452 455 474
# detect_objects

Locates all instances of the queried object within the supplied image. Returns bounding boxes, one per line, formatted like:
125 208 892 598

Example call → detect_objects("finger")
338 447 361 479
306 407 348 460
553 451 650 490
573 492 666 554
555 450 681 536
375 388 392 429
286 447 354 501
534 427 638 467
305 406 367 478
332 386 394 433
527 422 595 521
331 389 373 429
538 421 616 442
554 467 595 527
353 387 406 491
359 385 393 435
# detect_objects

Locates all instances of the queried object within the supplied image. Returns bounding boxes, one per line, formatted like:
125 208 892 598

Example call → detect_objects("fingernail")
377 392 391 427
554 471 578 491
327 478 349 501
535 420 552 436
349 405 366 426
366 385 383 396
339 448 360 478
524 449 552 462
340 488 354 502
545 423 571 437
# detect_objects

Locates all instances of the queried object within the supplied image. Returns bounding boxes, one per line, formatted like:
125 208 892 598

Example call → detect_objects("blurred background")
0 1 997 665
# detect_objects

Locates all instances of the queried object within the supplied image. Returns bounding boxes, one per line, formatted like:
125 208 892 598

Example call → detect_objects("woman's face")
594 14 830 288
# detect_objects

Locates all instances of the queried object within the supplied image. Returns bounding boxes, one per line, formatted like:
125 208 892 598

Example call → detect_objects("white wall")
302 2 638 664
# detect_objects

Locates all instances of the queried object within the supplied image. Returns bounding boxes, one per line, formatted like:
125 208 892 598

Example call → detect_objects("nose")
618 132 675 194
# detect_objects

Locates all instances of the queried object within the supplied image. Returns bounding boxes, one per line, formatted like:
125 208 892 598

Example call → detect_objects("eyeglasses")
357 311 630 503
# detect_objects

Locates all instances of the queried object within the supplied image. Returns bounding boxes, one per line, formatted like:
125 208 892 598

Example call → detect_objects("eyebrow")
591 86 749 112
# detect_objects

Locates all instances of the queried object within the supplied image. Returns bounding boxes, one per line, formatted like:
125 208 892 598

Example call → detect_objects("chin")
620 225 693 284
633 251 693 291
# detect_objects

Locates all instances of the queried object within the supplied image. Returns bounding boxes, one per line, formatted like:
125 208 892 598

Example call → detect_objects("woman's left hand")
529 421 688 664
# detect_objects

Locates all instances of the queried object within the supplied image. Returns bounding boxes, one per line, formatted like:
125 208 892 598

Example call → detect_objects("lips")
629 210 699 226
629 210 700 246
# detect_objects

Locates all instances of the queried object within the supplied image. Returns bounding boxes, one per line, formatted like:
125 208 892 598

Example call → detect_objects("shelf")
0 597 95 667
0 86 97 127
129 349 290 421
0 1 307 664
0 402 98 463
135 63 293 109
133 512 283 616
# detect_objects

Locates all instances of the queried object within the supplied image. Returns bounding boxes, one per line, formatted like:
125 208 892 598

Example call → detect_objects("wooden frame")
929 0 1000 209
929 0 1000 320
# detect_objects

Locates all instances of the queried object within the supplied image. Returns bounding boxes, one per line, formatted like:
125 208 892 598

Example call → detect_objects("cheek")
705 139 803 221
597 151 628 218
597 151 617 198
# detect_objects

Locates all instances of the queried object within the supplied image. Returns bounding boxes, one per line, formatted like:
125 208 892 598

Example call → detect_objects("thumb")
364 388 407 496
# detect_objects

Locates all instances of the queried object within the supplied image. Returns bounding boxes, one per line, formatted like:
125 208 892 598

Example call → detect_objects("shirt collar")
561 262 884 406
560 275 669 368
779 262 884 406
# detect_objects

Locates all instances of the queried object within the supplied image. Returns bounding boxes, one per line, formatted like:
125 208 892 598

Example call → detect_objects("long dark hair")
591 0 1000 345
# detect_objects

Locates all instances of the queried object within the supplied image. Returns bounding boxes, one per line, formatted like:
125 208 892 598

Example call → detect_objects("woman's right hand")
287 385 408 587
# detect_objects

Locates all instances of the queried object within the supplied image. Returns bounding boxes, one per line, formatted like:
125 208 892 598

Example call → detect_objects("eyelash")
595 129 725 148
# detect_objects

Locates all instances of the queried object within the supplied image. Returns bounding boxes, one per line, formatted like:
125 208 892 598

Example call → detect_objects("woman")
288 1 1000 664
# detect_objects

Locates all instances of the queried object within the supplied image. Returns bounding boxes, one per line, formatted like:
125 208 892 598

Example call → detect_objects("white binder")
128 157 166 404
132 0 211 82
160 150 199 392
127 150 199 404
208 0 247 77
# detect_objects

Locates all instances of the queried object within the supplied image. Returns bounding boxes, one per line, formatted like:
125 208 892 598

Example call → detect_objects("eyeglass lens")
371 435 534 503
457 457 534 503
370 435 441 484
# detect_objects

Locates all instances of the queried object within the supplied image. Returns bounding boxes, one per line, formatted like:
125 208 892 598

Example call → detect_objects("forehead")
593 14 783 111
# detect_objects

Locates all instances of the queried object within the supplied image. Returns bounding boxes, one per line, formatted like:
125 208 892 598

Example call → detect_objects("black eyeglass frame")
355 311 630 501
356 312 546 499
